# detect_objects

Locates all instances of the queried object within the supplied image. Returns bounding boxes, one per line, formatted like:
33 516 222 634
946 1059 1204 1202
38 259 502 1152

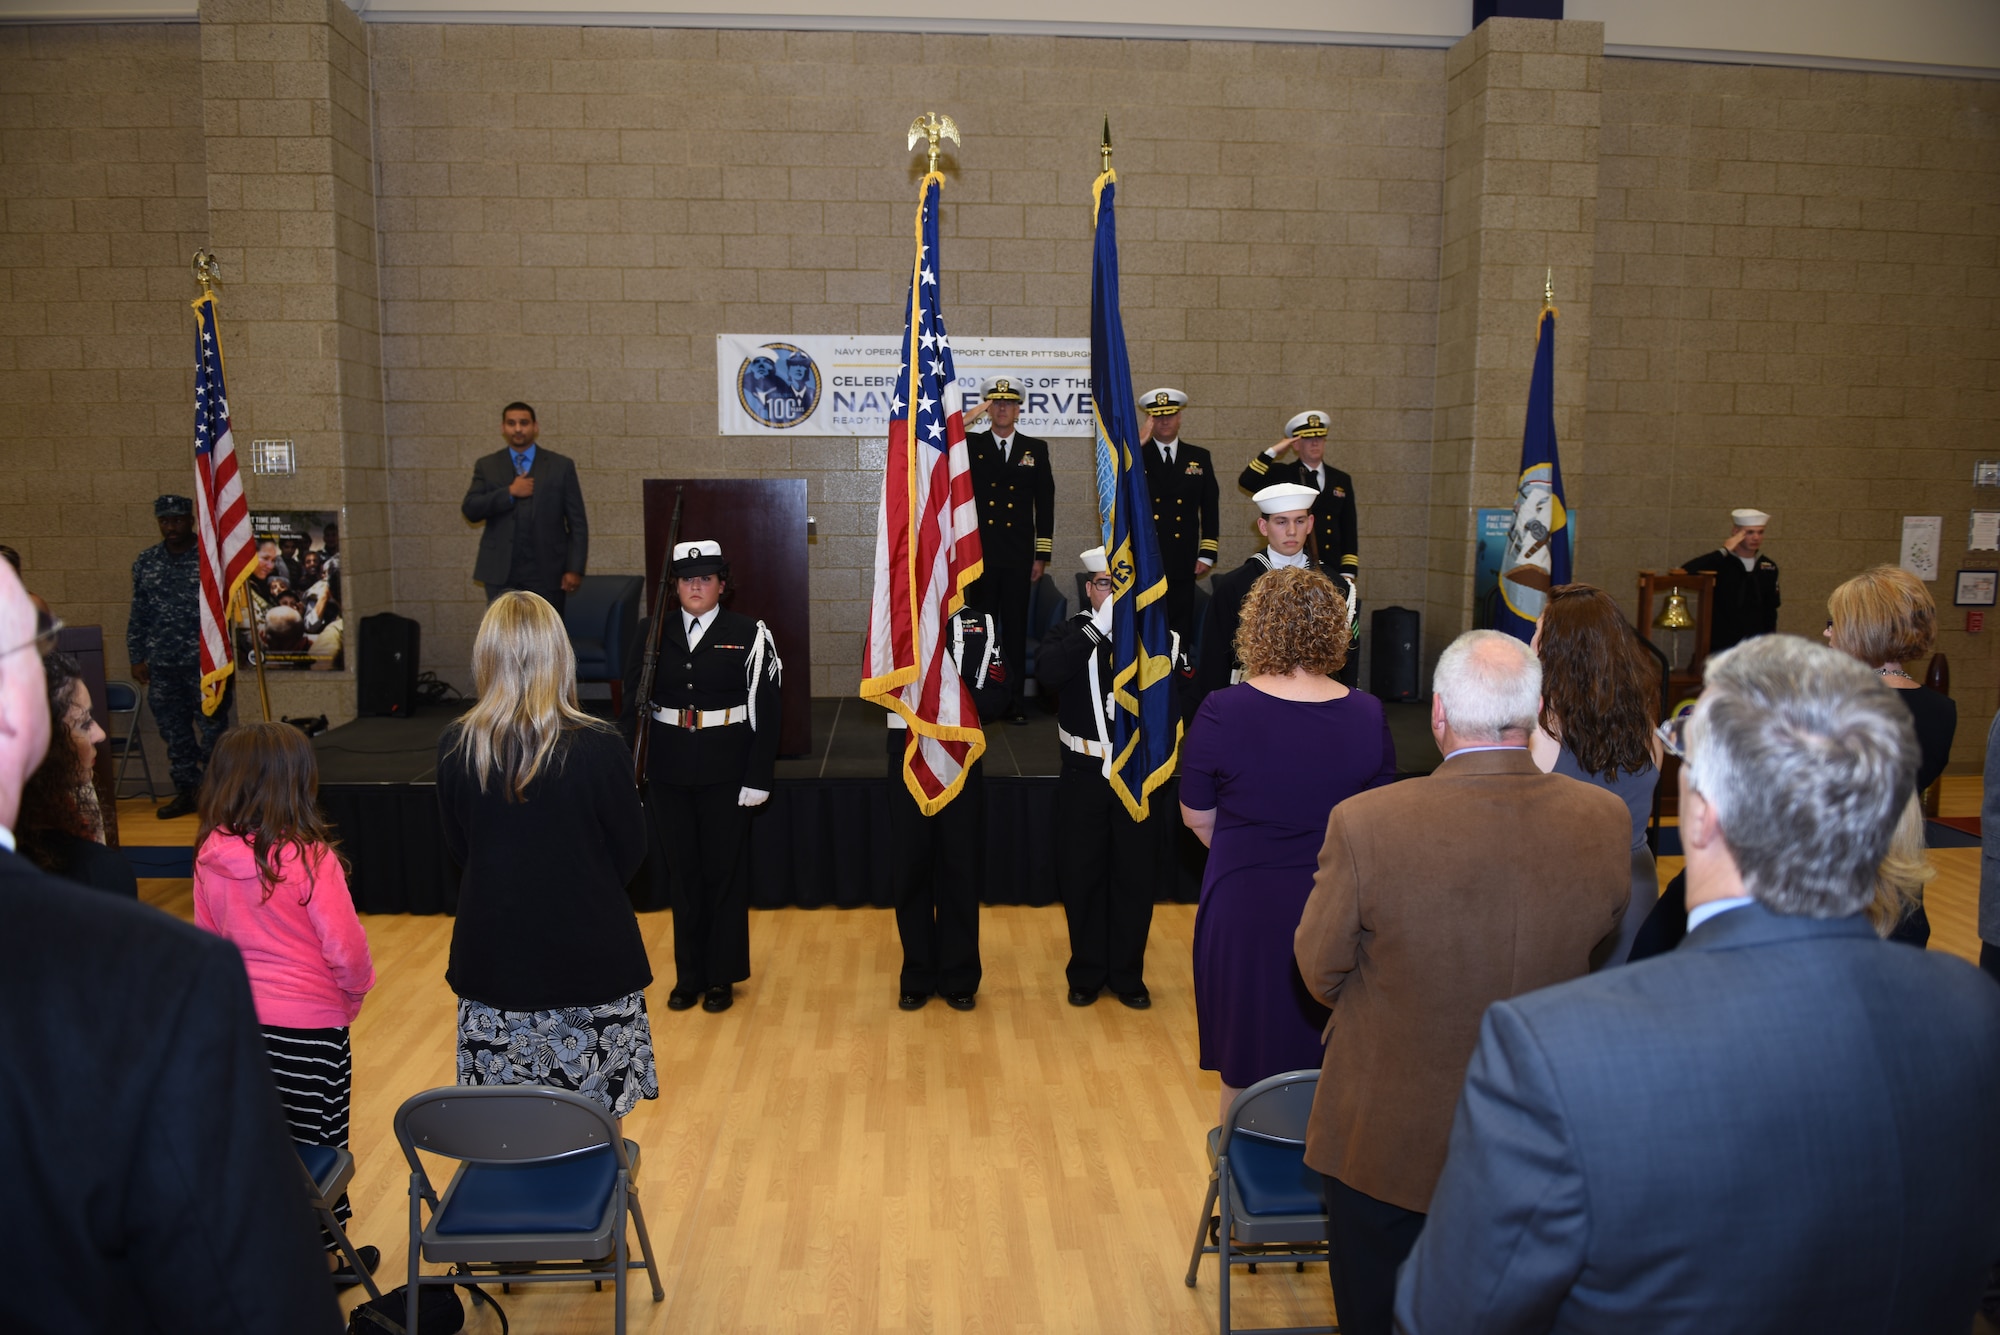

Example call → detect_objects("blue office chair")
394 1085 663 1334
563 575 642 717
1185 1069 1337 1335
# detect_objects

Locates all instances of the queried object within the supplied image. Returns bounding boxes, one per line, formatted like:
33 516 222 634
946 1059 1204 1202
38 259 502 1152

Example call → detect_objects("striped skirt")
262 1025 354 1247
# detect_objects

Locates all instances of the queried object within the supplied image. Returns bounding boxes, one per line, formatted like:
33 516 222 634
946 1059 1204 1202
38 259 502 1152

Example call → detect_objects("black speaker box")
1370 605 1421 703
357 612 422 718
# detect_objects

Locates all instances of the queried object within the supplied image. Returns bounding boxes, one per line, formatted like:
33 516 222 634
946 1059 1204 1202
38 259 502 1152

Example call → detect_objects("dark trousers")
1163 573 1196 647
1054 756 1156 995
1322 1175 1426 1335
1981 941 2000 984
887 733 983 995
484 579 565 613
973 563 1031 715
149 666 232 793
649 782 752 992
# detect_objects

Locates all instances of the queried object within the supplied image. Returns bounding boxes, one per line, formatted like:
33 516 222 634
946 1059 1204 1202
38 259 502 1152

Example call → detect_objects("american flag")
191 292 253 715
860 174 987 814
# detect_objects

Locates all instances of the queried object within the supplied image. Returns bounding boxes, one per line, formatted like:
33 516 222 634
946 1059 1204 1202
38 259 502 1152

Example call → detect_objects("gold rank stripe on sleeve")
1035 539 1053 555
1341 554 1360 568
1246 456 1269 474
1198 539 1219 556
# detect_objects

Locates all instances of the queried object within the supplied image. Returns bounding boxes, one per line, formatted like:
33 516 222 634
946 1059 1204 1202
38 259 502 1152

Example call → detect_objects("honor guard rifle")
630 484 685 786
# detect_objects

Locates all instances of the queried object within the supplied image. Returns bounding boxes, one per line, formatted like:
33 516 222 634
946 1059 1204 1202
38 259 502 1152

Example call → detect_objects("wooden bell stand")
1636 569 1715 820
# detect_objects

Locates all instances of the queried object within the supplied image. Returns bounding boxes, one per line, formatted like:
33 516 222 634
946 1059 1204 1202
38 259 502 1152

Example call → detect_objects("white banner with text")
716 333 1094 437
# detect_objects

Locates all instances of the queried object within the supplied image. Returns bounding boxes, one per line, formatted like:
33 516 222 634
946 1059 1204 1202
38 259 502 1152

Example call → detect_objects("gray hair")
1433 630 1541 742
1685 635 1917 918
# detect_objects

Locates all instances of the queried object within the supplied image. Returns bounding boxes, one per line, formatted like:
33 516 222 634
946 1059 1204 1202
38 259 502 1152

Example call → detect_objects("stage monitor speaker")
1370 605 1421 702
357 612 421 718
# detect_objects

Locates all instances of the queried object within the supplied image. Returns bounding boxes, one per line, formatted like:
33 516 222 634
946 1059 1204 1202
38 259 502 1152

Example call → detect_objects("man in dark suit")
1397 635 2000 1334
1236 411 1360 683
965 376 1053 724
0 562 341 1332
461 400 589 612
1137 387 1219 643
643 540 780 1014
1678 505 1779 652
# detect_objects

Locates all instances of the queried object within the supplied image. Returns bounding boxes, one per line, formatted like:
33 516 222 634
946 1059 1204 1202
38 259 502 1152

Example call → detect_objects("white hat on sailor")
1253 483 1319 516
672 539 725 576
1286 410 1330 439
980 376 1024 403
1140 387 1188 416
1731 508 1770 528
1080 547 1109 573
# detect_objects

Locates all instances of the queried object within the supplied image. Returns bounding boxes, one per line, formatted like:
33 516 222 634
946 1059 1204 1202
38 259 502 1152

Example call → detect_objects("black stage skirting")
323 776 1207 916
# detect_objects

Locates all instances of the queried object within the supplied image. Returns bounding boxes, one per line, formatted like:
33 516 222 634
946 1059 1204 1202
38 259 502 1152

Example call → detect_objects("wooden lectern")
642 479 812 757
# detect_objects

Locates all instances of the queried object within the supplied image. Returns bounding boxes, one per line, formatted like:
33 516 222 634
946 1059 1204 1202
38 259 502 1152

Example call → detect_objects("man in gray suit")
1397 635 2000 1333
461 401 588 611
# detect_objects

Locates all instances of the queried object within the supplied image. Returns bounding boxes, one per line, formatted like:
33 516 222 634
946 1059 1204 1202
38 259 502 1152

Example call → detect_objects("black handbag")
346 1278 507 1335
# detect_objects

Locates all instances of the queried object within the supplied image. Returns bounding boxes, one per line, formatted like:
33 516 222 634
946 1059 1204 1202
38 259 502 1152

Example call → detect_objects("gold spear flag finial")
1544 267 1554 310
192 248 220 294
1101 117 1113 175
907 111 960 177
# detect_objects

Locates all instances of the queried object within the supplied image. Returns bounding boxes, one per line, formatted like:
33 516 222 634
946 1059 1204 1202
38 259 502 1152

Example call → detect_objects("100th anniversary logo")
736 343 821 429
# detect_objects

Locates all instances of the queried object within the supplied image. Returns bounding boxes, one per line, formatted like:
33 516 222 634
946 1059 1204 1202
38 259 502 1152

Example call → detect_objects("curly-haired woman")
1180 567 1397 1118
17 651 135 897
1528 584 1661 966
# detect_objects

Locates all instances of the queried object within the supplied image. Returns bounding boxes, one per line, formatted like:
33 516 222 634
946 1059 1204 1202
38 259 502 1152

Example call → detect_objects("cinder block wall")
3 20 1995 763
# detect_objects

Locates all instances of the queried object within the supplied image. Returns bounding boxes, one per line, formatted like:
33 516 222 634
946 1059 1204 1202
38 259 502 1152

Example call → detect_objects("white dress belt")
651 704 749 730
1058 726 1110 759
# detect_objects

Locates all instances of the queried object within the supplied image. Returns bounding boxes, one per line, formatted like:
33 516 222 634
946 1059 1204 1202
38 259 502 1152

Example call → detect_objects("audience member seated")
1179 567 1395 1123
0 562 341 1332
193 722 378 1282
1397 635 2000 1332
1528 584 1662 966
436 590 657 1117
1293 629 1629 1335
16 650 135 897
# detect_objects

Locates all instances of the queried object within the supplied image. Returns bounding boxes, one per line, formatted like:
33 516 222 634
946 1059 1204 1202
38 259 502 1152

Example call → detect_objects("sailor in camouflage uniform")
128 495 231 818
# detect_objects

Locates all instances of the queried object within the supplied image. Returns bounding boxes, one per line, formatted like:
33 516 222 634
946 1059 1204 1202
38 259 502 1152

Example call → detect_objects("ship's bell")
1653 590 1695 631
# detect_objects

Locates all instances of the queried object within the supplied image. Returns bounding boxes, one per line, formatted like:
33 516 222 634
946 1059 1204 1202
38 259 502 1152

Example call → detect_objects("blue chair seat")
434 1145 619 1236
1227 1133 1322 1218
296 1141 340 1189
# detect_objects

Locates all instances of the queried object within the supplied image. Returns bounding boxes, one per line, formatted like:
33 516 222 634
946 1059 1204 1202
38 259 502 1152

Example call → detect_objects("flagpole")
192 249 269 722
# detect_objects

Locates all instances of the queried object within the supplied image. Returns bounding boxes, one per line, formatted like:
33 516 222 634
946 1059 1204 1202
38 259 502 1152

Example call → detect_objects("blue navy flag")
1494 307 1571 642
1089 168 1180 819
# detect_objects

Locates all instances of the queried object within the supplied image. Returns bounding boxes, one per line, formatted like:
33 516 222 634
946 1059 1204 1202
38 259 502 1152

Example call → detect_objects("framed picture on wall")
1954 570 1998 607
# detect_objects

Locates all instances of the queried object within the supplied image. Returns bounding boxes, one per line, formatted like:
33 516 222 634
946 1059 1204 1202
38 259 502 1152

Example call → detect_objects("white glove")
737 787 769 808
1090 600 1114 636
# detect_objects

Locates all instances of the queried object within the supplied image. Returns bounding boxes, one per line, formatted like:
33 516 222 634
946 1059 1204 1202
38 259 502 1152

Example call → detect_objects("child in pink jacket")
193 722 376 1279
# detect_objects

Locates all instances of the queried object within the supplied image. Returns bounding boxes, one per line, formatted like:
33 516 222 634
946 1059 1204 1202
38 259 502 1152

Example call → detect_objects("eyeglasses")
1087 578 1115 591
0 615 63 663
1655 711 1689 760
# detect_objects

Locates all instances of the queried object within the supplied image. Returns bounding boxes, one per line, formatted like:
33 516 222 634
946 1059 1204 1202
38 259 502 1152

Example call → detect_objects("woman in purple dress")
1181 567 1397 1120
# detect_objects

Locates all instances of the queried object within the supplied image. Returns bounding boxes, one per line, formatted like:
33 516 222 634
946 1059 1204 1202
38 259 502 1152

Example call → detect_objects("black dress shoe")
666 989 699 1011
1008 713 1029 727
702 985 733 1013
156 789 198 820
1115 989 1152 1010
942 992 977 1011
898 991 929 1011
332 1244 380 1287
1067 987 1099 1007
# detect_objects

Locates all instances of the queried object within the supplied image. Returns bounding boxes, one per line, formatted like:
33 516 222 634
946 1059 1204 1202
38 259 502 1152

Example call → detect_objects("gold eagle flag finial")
907 112 960 177
191 248 220 294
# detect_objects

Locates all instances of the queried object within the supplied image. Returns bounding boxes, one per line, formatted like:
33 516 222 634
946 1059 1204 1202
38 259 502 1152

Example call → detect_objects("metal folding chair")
296 1141 384 1302
1185 1069 1337 1335
394 1085 664 1334
105 680 162 800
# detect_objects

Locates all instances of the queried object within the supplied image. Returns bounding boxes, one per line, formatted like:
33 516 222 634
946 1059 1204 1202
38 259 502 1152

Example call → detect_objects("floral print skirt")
455 991 658 1118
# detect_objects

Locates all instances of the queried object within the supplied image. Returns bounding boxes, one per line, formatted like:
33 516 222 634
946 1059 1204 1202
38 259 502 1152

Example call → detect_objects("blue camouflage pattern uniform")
128 542 230 793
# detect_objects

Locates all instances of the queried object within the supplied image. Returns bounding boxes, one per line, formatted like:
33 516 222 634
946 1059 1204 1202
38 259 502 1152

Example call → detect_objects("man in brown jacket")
1293 629 1629 1335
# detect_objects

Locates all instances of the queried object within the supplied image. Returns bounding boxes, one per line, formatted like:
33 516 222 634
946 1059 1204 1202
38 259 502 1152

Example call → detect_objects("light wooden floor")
122 778 1990 1334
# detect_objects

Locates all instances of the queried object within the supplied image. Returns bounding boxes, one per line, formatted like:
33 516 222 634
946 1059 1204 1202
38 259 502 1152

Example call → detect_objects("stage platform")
315 694 1440 915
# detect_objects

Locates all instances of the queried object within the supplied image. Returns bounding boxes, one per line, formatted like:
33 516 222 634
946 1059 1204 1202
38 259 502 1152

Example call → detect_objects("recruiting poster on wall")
716 334 1093 437
238 510 345 671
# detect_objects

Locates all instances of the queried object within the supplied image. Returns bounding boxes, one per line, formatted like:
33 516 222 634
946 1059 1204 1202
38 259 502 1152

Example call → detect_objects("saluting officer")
1194 483 1323 704
644 540 781 1014
965 375 1054 724
1036 547 1187 1010
128 494 230 819
887 601 1012 1012
1679 507 1781 653
1137 388 1220 643
1237 410 1361 683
